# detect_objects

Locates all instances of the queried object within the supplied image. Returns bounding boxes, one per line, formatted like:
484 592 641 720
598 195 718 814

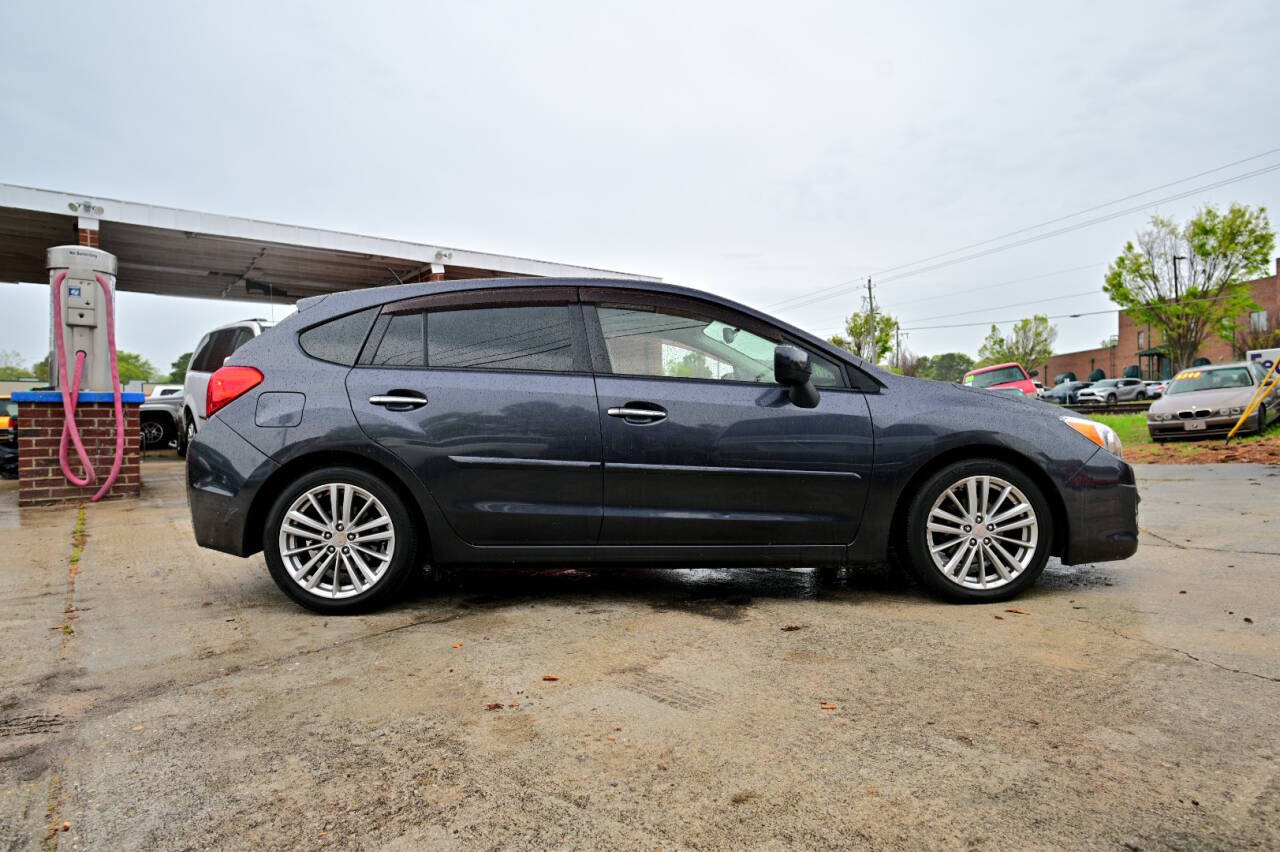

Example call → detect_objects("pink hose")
51 269 125 502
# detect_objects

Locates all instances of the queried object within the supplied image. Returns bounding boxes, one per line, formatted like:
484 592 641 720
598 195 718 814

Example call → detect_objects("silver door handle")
607 407 667 421
369 394 427 409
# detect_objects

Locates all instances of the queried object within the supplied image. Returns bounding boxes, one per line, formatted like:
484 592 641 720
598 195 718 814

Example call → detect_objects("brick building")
1039 258 1280 383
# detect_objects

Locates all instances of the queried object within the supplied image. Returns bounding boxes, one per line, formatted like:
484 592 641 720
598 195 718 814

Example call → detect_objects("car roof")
964 362 1021 373
205 318 275 334
1179 361 1253 371
308 276 877 380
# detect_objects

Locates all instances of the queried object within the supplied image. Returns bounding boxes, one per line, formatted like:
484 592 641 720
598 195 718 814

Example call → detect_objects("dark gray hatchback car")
187 278 1138 613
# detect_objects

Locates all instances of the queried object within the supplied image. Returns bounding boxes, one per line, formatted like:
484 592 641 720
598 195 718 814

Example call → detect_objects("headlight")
1061 415 1123 458
1217 406 1244 416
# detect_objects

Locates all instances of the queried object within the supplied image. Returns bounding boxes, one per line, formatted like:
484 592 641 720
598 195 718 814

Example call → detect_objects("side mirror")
1028 368 1039 378
774 344 820 408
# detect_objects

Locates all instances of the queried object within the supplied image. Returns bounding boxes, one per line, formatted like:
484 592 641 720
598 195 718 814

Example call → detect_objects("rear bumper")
186 416 277 556
1060 451 1139 565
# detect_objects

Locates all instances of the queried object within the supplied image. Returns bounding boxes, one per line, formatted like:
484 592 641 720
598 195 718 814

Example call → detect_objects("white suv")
178 319 275 456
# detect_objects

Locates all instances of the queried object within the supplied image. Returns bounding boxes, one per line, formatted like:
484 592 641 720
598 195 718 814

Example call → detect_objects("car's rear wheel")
1136 391 1146 400
904 459 1053 603
263 467 417 614
177 413 194 458
140 415 175 449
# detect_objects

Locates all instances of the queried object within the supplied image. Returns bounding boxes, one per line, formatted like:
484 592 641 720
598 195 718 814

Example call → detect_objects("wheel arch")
888 444 1068 559
242 449 433 563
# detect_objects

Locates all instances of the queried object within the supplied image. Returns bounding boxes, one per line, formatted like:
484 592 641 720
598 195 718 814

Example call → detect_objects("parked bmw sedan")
1147 362 1280 440
186 278 1139 613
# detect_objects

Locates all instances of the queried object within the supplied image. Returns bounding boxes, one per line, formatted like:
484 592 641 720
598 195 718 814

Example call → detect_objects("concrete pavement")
1 459 1277 849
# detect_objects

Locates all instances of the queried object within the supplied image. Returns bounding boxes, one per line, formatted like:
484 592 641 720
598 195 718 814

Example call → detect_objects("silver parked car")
1147 362 1280 440
178 319 275 457
140 384 183 448
1076 377 1148 405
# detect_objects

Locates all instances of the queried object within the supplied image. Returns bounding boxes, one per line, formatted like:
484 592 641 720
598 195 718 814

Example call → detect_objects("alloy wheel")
141 421 165 446
925 474 1039 590
277 483 396 599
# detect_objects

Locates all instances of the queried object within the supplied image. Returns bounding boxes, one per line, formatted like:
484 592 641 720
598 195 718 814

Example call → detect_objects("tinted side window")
299 308 378 366
194 329 237 372
229 327 254 355
190 334 211 372
428 306 575 372
595 305 844 387
372 313 425 366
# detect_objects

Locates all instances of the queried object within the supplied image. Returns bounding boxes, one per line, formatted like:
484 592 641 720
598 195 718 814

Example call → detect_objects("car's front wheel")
904 459 1053 602
263 467 418 613
1106 393 1117 404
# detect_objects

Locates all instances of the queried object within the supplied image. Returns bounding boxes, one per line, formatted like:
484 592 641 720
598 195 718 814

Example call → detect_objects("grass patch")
1088 413 1151 446
1086 411 1276 447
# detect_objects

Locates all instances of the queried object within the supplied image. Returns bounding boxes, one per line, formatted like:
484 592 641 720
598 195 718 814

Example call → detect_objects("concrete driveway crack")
1074 618 1280 683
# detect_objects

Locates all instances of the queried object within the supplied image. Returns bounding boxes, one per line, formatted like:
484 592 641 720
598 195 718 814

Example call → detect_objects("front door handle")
369 392 428 411
607 404 667 423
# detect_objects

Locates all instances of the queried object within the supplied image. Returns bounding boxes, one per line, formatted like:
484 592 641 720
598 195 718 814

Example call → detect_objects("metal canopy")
0 183 659 302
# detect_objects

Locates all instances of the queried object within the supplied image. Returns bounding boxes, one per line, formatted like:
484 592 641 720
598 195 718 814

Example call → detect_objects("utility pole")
865 277 875 363
895 325 902 370
1172 255 1187 300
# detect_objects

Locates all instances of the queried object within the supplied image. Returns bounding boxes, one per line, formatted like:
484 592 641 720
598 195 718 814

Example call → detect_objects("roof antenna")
386 267 406 285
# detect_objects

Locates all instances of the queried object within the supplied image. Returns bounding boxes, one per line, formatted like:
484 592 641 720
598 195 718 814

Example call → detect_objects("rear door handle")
369 392 428 411
607 405 667 423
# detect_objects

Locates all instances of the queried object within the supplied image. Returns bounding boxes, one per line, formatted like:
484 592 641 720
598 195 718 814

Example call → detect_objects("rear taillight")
206 366 263 417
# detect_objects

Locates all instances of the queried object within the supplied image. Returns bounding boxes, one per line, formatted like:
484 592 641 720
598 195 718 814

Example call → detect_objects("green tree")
829 311 898 364
31 353 50 382
1104 204 1275 371
166 351 192 384
115 351 159 384
918 351 975 383
668 350 714 379
0 349 32 380
977 315 1057 368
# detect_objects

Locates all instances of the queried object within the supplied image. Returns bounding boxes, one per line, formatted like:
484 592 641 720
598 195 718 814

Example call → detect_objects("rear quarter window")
298 308 379 366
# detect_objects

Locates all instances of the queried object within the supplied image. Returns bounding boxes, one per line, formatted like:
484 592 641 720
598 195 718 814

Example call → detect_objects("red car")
961 362 1039 396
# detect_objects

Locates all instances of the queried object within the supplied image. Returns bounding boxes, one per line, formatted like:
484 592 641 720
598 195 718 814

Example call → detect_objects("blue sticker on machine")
68 286 81 296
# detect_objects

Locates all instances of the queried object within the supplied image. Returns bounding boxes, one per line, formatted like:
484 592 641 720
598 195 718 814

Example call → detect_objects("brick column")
78 215 99 247
428 262 445 282
14 392 144 507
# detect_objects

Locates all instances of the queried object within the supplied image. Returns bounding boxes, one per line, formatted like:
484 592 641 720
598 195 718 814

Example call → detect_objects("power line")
899 288 1104 325
778 160 1280 313
887 263 1104 309
766 147 1280 313
901 307 1122 331
896 291 1233 332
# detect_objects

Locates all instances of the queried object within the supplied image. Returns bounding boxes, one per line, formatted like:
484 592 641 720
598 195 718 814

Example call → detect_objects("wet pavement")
1 459 1278 849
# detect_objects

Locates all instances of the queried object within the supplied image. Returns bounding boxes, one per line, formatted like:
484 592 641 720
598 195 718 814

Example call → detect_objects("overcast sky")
2 0 1279 373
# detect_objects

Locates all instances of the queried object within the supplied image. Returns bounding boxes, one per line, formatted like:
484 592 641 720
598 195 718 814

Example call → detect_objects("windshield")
1091 380 1118 388
965 366 1024 388
1166 367 1253 395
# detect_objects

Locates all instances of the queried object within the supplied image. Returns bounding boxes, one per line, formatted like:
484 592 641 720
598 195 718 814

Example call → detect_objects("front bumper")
1148 415 1245 439
1060 451 1139 565
187 415 278 556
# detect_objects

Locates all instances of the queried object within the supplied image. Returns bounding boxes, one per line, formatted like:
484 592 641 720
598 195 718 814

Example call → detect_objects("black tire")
140 415 176 449
903 458 1054 603
176 413 193 458
1106 393 1117 405
1136 391 1146 400
263 466 418 614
